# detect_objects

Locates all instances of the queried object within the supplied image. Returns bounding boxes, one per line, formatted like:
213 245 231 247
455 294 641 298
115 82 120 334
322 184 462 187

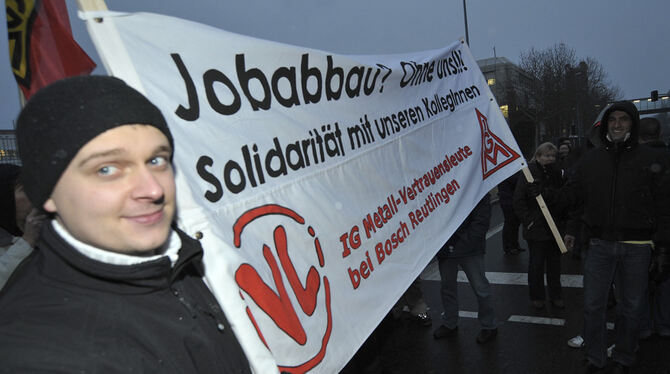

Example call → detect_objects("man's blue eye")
98 165 119 176
150 156 168 166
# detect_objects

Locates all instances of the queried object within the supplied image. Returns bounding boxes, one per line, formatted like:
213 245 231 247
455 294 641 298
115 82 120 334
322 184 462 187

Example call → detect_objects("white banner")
83 11 524 373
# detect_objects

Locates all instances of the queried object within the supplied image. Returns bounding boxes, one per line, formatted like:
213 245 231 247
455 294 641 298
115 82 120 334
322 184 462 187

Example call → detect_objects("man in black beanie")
0 75 251 373
530 102 670 373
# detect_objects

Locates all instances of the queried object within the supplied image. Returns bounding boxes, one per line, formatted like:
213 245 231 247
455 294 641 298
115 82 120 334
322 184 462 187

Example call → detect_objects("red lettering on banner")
339 225 361 258
348 250 375 289
348 266 361 289
373 220 411 265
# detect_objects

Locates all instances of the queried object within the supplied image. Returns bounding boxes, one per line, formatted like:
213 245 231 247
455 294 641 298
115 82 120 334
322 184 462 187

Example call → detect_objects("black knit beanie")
16 75 174 208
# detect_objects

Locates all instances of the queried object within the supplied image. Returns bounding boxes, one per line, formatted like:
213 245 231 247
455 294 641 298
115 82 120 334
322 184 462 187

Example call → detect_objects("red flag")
6 0 96 99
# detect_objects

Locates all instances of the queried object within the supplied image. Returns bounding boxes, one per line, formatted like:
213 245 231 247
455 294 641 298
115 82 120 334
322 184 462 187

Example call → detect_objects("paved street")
343 201 670 374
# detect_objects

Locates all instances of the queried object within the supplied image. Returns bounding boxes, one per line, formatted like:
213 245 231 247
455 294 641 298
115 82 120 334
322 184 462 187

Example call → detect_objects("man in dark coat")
432 194 498 344
637 117 670 341
0 76 251 373
547 101 670 373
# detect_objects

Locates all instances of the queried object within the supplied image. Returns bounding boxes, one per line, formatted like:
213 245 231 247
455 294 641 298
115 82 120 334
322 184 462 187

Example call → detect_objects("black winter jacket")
498 171 520 208
513 161 566 242
437 194 491 259
0 223 251 373
562 102 670 243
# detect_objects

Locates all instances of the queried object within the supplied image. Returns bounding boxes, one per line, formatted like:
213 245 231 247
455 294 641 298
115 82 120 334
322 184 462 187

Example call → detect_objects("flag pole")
76 0 108 11
521 165 568 253
75 0 145 92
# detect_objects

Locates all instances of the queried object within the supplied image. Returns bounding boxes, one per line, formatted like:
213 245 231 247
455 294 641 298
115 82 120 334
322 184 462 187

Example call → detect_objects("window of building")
500 104 508 118
487 78 496 86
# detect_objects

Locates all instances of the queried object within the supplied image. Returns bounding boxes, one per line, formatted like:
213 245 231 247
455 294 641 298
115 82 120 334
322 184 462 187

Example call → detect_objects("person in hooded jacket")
637 117 670 341
514 142 567 309
533 101 670 373
0 76 251 373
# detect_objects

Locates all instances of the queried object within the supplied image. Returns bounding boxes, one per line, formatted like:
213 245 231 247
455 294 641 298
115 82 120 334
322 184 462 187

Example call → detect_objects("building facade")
477 57 536 157
0 130 20 165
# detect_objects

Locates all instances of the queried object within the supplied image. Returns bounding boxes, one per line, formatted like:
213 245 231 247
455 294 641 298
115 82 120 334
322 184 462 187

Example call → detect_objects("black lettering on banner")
224 159 246 194
265 137 288 178
271 66 301 108
204 69 242 115
171 53 200 121
326 55 343 100
196 156 223 202
301 54 322 104
236 54 271 111
170 52 397 117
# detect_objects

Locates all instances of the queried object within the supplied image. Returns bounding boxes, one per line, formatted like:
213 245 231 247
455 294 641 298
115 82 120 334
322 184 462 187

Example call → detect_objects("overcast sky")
1 0 668 129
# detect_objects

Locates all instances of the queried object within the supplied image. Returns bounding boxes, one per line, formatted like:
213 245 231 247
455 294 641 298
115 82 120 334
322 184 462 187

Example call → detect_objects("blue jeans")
583 239 652 367
438 254 497 330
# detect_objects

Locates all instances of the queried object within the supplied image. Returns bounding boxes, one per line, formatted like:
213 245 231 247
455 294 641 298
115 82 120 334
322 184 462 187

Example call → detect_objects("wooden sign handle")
521 166 568 254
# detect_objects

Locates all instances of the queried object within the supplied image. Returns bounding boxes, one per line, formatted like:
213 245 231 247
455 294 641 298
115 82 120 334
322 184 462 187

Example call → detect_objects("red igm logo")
477 108 520 179
233 204 332 373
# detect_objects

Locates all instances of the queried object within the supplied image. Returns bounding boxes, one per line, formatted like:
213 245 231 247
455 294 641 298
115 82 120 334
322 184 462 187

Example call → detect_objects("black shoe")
504 248 520 255
517 247 526 252
433 324 457 339
611 363 630 374
551 299 565 309
476 328 497 344
412 312 432 327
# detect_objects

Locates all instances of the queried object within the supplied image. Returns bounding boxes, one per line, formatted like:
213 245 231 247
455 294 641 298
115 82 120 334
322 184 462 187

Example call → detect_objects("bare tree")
519 43 621 143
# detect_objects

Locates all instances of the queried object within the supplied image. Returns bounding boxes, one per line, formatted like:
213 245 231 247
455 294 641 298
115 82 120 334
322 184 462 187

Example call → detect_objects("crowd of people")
0 75 668 374
386 102 670 374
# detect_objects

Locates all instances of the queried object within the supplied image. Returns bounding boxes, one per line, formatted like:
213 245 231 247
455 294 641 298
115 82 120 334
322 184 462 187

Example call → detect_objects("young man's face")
607 110 632 142
44 125 175 255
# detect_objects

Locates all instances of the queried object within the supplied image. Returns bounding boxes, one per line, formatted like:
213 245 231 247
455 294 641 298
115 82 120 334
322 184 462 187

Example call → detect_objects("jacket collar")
37 223 204 293
51 220 181 267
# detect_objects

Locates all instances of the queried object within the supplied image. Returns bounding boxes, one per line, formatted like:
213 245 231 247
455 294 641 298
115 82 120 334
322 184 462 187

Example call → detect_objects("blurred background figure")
0 165 45 289
637 117 670 341
498 171 525 255
557 142 573 179
433 195 498 344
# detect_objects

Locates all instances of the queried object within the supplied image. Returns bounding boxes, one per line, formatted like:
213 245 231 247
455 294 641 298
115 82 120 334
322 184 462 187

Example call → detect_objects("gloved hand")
527 181 541 198
650 244 670 282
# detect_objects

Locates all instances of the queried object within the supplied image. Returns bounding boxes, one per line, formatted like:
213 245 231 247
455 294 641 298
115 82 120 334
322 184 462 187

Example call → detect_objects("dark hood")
598 100 640 149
